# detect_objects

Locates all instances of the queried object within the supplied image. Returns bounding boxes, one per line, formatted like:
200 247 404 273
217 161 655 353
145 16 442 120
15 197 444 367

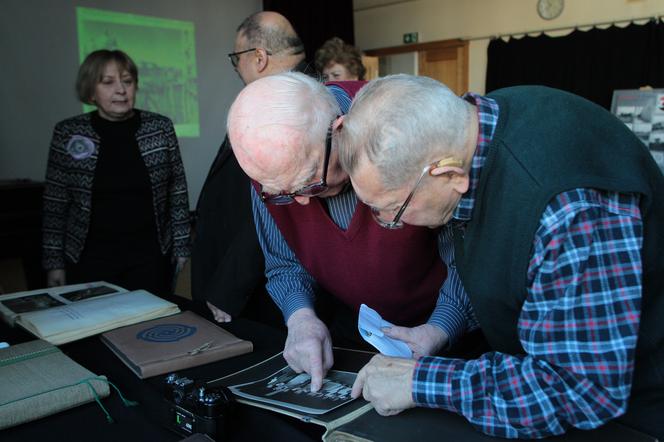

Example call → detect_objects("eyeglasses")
260 121 336 205
371 158 464 229
227 48 272 68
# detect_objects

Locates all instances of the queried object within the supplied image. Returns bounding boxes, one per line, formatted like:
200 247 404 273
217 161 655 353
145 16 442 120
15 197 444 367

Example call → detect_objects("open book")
207 348 658 442
0 281 126 326
211 348 375 441
0 282 180 345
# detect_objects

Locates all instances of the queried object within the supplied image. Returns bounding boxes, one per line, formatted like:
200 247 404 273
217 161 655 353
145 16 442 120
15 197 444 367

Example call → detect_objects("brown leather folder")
100 311 252 378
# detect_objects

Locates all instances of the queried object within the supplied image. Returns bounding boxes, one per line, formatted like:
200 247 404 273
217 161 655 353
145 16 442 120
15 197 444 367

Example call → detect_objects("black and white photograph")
229 366 357 415
1 294 64 314
611 89 664 172
59 285 119 302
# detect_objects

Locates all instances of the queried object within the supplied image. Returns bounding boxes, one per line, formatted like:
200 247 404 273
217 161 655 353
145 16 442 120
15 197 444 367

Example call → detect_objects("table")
0 306 657 442
1 312 324 442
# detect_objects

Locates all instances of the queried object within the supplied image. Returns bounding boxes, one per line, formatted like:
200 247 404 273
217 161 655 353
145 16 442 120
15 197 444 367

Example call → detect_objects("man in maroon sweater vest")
228 72 463 392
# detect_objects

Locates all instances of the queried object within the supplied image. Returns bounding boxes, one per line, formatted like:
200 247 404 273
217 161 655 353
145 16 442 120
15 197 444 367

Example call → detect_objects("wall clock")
537 0 564 20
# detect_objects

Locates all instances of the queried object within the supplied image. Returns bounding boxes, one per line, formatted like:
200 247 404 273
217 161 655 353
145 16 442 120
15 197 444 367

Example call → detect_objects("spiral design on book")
136 324 197 342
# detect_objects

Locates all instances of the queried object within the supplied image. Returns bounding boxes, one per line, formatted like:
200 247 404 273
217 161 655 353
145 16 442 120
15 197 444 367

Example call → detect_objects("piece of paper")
358 304 412 358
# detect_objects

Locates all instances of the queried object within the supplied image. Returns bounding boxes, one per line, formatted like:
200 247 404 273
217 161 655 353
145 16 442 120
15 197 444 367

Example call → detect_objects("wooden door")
418 42 468 95
361 55 379 80
364 39 469 95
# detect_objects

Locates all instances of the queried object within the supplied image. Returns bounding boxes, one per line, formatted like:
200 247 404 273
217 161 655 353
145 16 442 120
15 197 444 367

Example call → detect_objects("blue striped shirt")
251 85 476 338
412 93 643 438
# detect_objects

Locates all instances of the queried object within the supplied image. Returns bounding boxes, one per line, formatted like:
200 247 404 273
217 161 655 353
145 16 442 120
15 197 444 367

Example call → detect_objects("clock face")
537 0 564 20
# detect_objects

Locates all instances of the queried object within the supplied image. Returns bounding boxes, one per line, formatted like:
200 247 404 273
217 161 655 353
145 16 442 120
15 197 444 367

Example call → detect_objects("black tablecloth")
0 305 324 442
1 301 657 442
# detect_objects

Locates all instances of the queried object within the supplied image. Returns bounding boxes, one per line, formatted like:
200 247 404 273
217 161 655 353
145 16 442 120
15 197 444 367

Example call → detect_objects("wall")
0 0 261 207
354 0 664 93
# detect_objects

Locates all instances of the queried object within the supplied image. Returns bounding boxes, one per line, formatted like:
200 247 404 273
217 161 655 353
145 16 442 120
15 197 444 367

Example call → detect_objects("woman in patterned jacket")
42 49 191 297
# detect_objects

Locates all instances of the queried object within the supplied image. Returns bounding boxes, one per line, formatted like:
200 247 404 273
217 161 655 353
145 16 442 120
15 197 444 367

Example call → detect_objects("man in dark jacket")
192 11 315 324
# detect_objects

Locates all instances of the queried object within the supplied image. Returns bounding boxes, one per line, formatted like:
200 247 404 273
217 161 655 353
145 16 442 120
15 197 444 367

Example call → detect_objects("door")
364 39 469 95
418 42 468 95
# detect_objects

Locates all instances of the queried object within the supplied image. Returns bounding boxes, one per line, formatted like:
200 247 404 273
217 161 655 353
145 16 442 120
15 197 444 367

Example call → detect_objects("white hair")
227 71 340 151
338 74 472 189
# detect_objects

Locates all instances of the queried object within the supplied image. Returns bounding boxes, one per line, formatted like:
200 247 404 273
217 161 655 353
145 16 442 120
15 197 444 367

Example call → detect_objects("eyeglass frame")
260 119 337 205
371 158 464 230
227 47 272 68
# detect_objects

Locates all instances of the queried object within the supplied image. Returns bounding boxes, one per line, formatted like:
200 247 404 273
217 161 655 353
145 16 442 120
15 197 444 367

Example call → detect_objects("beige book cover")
100 311 253 379
13 289 180 345
0 339 110 429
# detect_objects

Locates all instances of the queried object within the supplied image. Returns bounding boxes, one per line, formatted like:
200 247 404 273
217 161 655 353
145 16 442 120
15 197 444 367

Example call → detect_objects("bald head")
227 72 340 193
232 12 306 84
237 11 304 59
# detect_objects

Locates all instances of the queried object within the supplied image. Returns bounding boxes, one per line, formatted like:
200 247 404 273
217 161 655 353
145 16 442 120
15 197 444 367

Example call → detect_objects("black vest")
454 86 664 434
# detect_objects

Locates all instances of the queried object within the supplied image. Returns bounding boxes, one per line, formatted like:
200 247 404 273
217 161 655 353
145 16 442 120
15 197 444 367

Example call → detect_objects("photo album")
0 281 179 345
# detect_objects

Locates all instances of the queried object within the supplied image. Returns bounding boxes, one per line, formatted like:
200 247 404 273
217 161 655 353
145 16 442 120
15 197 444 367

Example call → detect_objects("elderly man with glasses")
192 11 317 326
227 11 311 85
227 72 473 392
337 74 664 440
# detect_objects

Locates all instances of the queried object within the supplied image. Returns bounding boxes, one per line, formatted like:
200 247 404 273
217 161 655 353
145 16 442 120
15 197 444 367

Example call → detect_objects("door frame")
364 38 467 57
364 39 469 93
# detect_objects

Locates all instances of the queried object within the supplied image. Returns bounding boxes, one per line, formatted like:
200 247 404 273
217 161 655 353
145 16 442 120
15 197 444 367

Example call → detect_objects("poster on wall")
611 89 664 172
76 7 200 137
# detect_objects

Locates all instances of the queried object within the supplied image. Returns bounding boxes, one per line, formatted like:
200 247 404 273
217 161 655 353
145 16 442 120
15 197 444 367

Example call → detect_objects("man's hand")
206 301 232 323
284 308 333 392
351 354 417 416
47 269 66 287
382 323 448 359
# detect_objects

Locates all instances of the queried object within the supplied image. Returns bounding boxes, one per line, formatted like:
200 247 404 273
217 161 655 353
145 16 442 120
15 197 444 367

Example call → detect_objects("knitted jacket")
42 110 191 270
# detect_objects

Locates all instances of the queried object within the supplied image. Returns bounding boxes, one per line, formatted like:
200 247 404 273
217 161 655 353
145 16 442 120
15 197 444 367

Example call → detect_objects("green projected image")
77 7 199 137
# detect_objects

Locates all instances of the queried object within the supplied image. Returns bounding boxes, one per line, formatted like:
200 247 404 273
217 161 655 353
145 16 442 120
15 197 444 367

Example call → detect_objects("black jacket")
192 60 319 318
191 136 265 316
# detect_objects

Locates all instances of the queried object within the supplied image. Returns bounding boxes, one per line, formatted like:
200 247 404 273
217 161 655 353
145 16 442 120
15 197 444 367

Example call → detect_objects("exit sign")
403 32 418 44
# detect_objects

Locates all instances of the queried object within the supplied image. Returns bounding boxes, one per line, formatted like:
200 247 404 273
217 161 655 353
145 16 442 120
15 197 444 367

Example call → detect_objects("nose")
370 207 390 222
378 209 391 221
116 80 126 94
371 207 396 223
294 195 312 206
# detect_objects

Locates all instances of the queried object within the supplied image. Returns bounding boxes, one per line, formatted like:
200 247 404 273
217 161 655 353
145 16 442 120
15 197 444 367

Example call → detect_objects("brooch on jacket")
66 135 95 160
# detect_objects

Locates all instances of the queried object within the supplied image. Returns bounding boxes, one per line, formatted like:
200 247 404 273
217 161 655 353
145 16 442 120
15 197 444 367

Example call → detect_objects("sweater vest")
455 85 664 433
265 80 445 325
267 196 445 326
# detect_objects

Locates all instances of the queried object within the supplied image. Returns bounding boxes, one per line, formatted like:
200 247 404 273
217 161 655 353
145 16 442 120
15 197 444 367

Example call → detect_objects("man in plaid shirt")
338 75 664 439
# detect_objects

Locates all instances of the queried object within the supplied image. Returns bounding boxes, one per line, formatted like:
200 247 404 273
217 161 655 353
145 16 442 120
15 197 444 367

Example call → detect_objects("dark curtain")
263 0 354 63
486 20 664 109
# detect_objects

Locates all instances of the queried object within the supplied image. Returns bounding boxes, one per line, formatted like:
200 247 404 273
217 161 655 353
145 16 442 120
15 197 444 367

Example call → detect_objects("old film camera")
162 373 233 439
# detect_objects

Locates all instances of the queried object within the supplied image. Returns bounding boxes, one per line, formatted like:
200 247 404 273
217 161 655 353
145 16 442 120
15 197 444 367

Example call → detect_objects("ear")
430 160 469 194
255 48 269 73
